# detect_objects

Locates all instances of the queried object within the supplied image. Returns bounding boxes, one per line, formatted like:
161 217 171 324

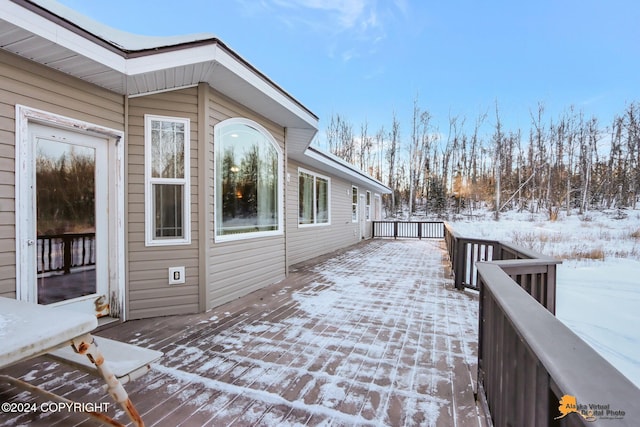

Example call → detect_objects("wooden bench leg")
71 334 145 427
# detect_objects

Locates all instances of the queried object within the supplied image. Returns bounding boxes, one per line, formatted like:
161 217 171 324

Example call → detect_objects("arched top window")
214 118 282 241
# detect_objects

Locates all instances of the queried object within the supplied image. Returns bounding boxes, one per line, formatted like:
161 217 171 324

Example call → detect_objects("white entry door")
359 193 367 239
20 123 109 316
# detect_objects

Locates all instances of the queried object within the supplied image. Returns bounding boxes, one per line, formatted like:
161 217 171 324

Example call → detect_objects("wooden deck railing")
374 220 640 425
37 233 96 275
477 262 640 426
372 221 444 239
443 222 559 312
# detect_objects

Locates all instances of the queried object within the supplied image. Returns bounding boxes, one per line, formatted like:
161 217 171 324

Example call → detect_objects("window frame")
366 191 372 221
214 118 284 243
144 114 191 246
351 186 358 222
298 167 331 228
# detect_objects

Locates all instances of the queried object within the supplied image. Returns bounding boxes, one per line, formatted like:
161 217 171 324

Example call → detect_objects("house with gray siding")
0 0 390 321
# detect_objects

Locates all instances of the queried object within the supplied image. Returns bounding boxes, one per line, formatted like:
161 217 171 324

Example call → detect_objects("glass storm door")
25 124 108 315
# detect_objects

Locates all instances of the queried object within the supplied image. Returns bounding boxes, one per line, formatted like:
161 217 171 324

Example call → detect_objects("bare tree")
418 109 436 211
359 119 372 172
374 126 385 182
326 113 355 163
386 112 400 215
493 102 503 220
529 102 546 212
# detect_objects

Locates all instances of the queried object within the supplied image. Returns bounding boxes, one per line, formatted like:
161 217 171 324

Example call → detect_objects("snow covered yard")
0 240 486 427
449 209 640 389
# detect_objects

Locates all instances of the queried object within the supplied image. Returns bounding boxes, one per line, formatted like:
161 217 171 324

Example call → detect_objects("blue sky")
56 0 640 145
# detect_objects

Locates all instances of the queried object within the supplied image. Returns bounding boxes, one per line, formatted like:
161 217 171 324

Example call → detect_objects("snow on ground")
449 208 640 388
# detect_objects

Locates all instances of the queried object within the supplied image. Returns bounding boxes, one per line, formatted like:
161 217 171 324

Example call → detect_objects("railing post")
417 222 422 239
63 235 72 274
455 239 466 290
393 221 398 239
47 238 52 273
546 264 557 315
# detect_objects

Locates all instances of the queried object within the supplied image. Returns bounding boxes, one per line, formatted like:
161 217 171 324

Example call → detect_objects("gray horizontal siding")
286 159 377 266
0 49 123 299
127 87 200 319
206 87 286 310
209 236 285 306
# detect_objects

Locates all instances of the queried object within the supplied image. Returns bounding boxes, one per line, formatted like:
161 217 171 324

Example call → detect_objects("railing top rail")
492 258 563 269
38 232 96 239
456 236 502 246
372 220 444 224
443 221 461 238
499 240 558 262
444 221 557 261
478 262 640 417
378 221 559 264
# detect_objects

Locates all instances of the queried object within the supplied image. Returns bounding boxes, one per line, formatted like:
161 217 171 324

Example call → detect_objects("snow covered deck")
0 239 487 426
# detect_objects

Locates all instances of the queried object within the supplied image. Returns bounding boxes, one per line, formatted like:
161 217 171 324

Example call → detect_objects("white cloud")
393 0 409 18
237 0 408 62
341 49 355 62
273 0 367 30
263 0 390 36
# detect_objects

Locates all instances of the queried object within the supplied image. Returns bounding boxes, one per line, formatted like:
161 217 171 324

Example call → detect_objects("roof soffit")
1 0 318 131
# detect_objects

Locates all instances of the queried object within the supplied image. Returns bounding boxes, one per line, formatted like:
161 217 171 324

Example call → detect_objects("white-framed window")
144 115 191 246
352 186 358 222
214 118 283 241
299 168 330 226
366 191 372 221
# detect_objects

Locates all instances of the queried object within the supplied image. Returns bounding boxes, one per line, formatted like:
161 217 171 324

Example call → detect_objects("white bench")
48 336 163 387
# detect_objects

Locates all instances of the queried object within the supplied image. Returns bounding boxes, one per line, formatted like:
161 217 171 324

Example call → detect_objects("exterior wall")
0 48 384 317
0 49 124 299
205 87 287 310
286 159 368 266
127 88 200 319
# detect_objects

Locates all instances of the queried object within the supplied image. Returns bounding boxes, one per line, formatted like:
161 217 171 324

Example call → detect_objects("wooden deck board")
1 239 489 426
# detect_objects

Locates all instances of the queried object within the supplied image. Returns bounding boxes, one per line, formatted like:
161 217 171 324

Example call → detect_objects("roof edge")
15 0 318 121
305 146 391 194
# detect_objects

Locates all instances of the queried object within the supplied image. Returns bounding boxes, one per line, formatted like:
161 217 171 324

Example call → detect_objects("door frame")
359 193 366 240
15 105 126 318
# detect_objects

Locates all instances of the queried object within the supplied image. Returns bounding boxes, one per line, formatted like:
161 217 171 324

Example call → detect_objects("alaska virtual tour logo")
556 395 626 422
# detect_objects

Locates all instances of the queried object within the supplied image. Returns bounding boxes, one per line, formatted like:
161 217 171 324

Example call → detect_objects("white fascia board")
215 48 318 129
125 44 218 75
304 148 391 194
1 0 126 72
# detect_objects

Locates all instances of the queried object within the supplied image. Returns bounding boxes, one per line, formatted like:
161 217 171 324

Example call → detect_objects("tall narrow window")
352 186 358 222
316 176 329 223
145 115 190 245
215 119 282 240
299 169 330 226
366 191 372 221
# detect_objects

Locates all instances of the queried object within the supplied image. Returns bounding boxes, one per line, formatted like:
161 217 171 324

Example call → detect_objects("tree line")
322 99 640 220
36 150 95 234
